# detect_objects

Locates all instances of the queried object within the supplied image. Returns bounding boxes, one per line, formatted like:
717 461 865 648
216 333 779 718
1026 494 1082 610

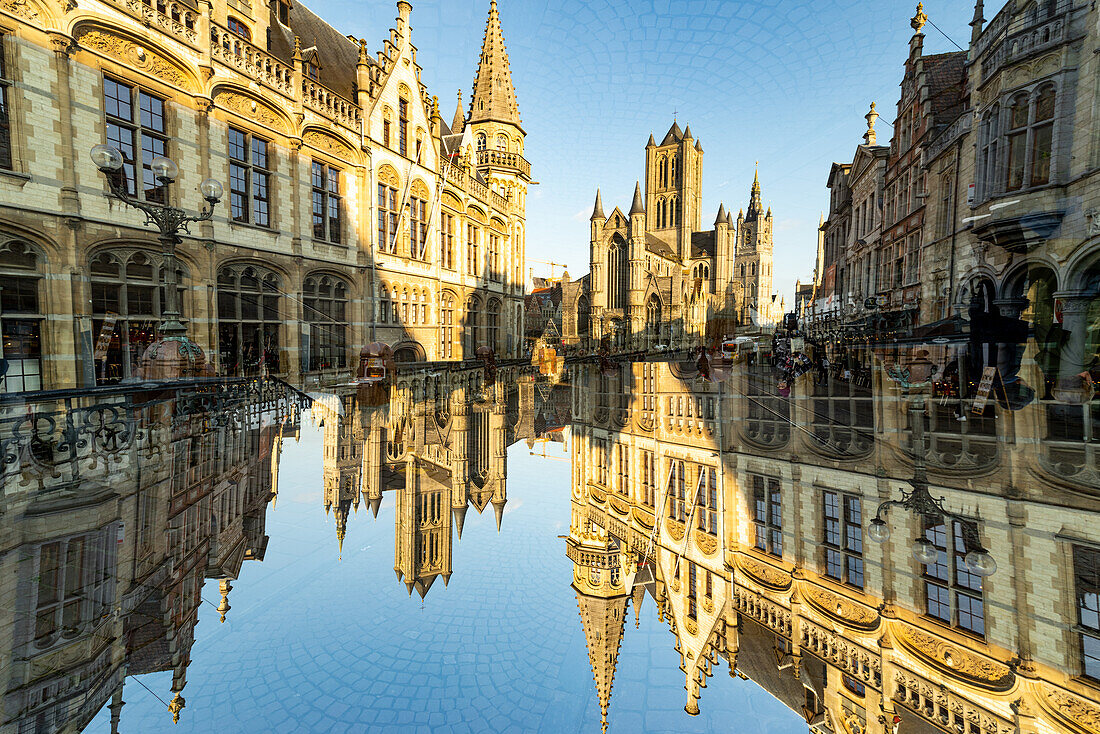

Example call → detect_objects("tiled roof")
268 0 364 101
691 230 715 258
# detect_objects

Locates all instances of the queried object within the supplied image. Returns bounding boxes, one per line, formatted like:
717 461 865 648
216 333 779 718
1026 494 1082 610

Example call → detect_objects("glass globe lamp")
867 518 891 543
90 144 124 171
150 156 179 183
200 178 224 202
964 549 997 577
911 537 939 565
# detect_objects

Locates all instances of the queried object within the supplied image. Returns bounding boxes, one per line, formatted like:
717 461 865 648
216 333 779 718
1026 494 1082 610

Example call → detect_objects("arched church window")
659 157 668 188
607 238 628 310
476 133 487 152
670 157 678 186
496 134 508 151
751 262 758 276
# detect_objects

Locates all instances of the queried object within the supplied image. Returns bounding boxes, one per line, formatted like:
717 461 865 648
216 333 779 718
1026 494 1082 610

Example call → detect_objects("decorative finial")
911 3 928 33
217 580 232 623
864 102 879 145
293 35 302 60
169 693 185 724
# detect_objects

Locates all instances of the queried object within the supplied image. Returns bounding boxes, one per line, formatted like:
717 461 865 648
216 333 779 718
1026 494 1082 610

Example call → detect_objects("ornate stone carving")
215 91 287 133
378 164 401 188
802 586 880 631
77 29 192 89
304 130 354 161
693 530 718 556
666 519 685 542
736 556 792 591
632 506 654 529
588 485 606 504
0 0 39 20
1085 209 1100 238
1042 687 1100 733
684 617 698 636
410 178 431 199
893 623 1014 691
608 495 630 516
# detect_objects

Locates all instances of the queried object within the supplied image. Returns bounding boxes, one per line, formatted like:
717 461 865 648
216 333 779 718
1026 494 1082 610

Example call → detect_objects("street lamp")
866 393 997 577
89 144 222 339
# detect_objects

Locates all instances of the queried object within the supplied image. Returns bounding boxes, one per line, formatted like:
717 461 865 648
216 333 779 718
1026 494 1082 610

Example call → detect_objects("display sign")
971 366 997 415
93 315 117 361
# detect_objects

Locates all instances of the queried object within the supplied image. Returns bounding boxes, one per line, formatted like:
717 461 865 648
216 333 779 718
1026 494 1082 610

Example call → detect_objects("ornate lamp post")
89 144 223 378
866 391 997 577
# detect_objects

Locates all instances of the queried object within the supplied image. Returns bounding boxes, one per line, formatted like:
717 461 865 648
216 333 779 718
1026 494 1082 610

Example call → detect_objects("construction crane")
528 259 569 283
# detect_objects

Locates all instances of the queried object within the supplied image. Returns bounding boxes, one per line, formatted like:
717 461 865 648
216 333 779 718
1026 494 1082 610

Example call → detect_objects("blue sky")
316 0 979 303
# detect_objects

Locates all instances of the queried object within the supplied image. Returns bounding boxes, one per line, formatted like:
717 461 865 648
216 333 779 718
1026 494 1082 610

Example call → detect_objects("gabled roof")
268 0 364 101
644 234 675 260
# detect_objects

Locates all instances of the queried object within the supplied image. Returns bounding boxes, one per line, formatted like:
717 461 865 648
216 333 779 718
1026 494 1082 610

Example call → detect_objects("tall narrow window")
398 98 408 158
228 127 270 226
922 517 985 636
1074 545 1100 680
441 212 455 269
0 35 13 170
383 118 391 148
409 195 427 259
0 242 41 392
466 224 480 275
311 161 341 243
104 78 168 203
377 182 398 253
1030 85 1055 186
1006 94 1029 191
217 265 282 376
697 467 718 535
640 449 656 508
489 234 501 280
667 460 688 523
752 474 782 557
303 275 348 371
441 292 455 358
823 491 864 588
688 562 698 620
486 299 500 352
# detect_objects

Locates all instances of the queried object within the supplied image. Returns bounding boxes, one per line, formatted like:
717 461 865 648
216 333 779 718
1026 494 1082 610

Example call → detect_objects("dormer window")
305 62 320 81
273 0 290 25
227 17 251 40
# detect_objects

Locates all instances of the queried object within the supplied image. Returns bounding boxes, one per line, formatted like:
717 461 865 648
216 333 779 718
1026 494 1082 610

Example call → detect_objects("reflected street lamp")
89 144 222 339
866 394 997 577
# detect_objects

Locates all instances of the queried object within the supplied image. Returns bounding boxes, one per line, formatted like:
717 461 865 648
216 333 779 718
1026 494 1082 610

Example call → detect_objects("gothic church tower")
644 122 703 259
735 168 774 323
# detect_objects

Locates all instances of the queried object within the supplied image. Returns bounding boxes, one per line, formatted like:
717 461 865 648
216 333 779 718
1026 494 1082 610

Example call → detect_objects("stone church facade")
565 124 779 351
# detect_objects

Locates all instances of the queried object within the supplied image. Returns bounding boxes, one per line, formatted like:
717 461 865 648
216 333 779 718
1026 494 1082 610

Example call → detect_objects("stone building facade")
566 356 1100 734
561 124 780 352
0 0 528 391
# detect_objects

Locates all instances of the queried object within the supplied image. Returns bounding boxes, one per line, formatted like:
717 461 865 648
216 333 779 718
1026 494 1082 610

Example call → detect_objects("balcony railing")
302 78 360 129
211 27 295 95
476 149 531 178
442 161 511 213
108 0 200 47
981 15 1068 83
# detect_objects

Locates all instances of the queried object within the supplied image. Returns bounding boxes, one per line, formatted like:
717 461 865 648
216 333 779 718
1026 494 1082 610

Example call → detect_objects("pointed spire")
726 209 734 226
468 0 522 129
970 0 985 44
695 139 703 153
747 165 763 217
395 567 404 580
646 133 656 148
453 504 468 538
660 121 684 146
864 102 879 146
591 189 605 221
632 583 645 629
714 203 726 225
492 497 506 531
368 495 381 517
629 181 645 216
451 89 464 134
576 590 628 734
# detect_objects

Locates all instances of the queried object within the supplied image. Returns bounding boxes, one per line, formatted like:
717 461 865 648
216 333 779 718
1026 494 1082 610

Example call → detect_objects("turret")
970 0 985 45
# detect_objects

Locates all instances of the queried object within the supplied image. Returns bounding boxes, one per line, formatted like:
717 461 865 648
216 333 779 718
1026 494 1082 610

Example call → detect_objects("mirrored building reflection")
567 356 1100 733
0 379 304 733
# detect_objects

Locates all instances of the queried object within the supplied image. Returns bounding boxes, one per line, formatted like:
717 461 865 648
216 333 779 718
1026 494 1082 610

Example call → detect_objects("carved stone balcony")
972 209 1065 253
476 149 531 179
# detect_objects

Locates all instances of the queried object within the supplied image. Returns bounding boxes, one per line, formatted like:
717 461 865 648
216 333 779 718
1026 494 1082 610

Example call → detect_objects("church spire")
629 181 645 216
591 189 605 221
576 590 628 734
468 0 522 129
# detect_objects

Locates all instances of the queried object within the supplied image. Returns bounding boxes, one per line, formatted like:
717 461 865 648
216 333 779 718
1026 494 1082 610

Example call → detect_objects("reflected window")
752 474 782 558
1074 545 1100 680
823 490 864 588
0 241 41 392
104 78 168 204
441 292 455 358
34 527 117 648
922 517 985 636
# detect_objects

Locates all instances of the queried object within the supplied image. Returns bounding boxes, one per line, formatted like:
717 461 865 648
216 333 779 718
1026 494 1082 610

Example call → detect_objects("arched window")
441 292 455 359
1031 85 1056 186
91 250 186 384
1006 93 1030 191
496 134 508 151
303 274 348 371
487 299 501 352
670 197 679 226
607 238 628 310
645 295 661 341
227 16 250 39
476 133 487 151
576 295 591 340
659 157 668 188
379 285 391 324
217 264 282 376
464 296 481 355
670 156 678 185
0 240 42 392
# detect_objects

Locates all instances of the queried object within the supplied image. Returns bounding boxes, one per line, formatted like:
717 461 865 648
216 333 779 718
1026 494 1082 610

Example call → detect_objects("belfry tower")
735 167 774 322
